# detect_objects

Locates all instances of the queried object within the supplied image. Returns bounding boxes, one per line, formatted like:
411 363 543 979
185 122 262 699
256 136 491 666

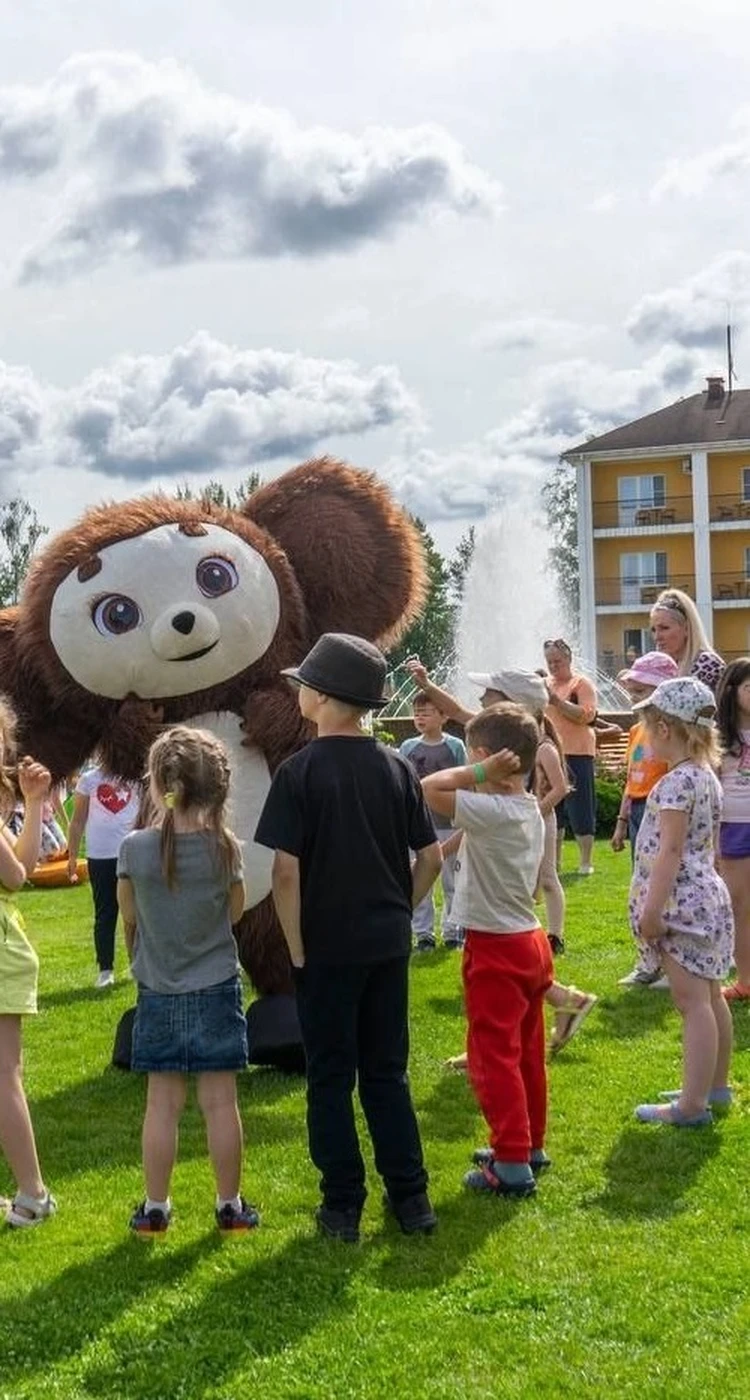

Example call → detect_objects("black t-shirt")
254 736 437 964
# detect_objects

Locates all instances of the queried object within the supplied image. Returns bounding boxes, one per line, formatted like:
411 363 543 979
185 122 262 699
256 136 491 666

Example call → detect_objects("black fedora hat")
281 633 389 709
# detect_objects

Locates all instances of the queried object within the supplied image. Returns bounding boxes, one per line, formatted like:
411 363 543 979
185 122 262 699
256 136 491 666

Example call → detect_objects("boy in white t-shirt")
421 703 553 1197
67 765 140 987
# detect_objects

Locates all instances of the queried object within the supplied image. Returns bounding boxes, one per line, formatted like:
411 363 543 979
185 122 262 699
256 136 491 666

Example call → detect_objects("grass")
1 842 749 1400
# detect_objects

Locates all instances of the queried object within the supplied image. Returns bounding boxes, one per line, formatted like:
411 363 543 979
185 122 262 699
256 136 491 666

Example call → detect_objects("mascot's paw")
102 697 165 780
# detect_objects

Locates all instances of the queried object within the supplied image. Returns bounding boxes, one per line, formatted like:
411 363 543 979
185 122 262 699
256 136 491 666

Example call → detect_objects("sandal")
444 1053 468 1072
549 988 598 1057
6 1190 57 1228
635 1102 712 1127
722 982 750 1001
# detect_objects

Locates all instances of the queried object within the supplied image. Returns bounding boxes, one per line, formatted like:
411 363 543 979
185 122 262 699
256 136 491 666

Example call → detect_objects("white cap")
467 669 548 714
632 676 716 726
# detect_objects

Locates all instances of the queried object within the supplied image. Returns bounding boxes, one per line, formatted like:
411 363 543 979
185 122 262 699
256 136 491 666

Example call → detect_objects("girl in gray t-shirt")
117 725 257 1237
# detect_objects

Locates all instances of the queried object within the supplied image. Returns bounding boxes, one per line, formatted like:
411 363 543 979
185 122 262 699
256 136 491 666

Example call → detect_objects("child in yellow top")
612 652 678 987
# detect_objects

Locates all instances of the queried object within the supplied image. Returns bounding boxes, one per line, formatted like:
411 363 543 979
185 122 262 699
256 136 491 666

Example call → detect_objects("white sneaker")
95 969 115 989
649 975 670 990
577 866 595 876
618 967 659 986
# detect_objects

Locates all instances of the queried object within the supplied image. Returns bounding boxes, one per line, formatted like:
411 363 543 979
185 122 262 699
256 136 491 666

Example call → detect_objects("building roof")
564 382 750 458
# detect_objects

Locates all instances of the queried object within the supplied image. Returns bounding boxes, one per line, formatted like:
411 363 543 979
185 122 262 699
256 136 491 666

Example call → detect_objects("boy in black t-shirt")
255 633 442 1243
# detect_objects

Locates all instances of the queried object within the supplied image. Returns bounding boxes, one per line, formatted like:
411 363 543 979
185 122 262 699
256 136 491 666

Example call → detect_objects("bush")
594 769 625 838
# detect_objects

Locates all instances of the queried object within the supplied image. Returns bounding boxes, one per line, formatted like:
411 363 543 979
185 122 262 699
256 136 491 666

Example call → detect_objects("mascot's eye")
92 594 142 636
196 556 239 598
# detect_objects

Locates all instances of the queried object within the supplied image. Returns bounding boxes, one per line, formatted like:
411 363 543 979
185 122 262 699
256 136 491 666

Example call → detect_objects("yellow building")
563 376 750 673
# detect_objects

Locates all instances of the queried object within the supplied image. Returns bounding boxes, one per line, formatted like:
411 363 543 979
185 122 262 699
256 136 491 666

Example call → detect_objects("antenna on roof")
727 303 737 391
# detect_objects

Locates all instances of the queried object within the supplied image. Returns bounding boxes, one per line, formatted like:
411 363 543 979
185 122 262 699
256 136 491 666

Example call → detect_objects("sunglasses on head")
543 638 572 657
655 595 686 616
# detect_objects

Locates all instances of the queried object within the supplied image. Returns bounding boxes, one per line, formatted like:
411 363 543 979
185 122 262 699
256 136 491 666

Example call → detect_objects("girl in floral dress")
628 677 734 1126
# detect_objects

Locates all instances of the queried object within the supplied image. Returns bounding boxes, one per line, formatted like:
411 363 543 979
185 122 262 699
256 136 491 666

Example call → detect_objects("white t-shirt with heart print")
75 766 140 859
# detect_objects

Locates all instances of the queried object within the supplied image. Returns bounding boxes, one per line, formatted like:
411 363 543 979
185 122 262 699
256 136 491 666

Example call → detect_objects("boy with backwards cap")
255 634 442 1243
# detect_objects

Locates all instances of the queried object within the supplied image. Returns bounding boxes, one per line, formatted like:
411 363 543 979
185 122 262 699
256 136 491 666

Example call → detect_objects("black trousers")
294 956 428 1212
87 857 119 971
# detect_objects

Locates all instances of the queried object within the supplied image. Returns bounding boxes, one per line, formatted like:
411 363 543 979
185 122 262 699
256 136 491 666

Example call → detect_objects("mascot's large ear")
245 457 427 646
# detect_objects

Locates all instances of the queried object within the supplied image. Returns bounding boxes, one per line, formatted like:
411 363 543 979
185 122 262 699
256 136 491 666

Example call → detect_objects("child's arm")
1 759 51 887
421 750 521 821
611 795 632 853
638 808 688 940
67 792 89 881
412 842 443 907
117 876 137 959
271 850 305 968
440 830 462 859
229 879 246 925
405 658 475 726
536 744 568 817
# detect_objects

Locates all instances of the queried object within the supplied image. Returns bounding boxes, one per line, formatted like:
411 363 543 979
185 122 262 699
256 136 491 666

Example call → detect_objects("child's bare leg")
197 1072 243 1200
142 1072 187 1201
662 954 717 1116
720 858 750 985
576 834 594 870
540 818 565 940
710 981 734 1089
0 1016 45 1198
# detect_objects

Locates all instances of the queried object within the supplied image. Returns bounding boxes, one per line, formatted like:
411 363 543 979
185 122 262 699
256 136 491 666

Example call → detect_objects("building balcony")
712 572 750 605
709 494 750 525
595 574 695 610
592 496 693 532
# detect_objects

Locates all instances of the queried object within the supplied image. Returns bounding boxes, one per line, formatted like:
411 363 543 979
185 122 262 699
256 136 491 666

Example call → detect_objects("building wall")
591 455 687 503
707 449 750 501
713 612 750 658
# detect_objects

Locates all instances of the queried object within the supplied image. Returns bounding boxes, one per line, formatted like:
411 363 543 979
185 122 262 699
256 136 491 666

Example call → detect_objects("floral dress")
629 762 734 979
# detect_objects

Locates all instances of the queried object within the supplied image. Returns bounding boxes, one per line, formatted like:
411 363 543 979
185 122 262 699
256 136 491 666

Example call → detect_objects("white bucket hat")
467 669 548 714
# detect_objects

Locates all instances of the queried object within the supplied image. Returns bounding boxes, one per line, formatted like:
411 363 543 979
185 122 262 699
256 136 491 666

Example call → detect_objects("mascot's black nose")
172 611 196 636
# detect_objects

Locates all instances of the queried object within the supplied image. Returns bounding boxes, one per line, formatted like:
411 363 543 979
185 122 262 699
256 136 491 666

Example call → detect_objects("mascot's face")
49 522 281 700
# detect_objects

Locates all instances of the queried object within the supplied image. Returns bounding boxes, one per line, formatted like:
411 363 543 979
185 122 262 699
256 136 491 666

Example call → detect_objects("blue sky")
2 0 750 553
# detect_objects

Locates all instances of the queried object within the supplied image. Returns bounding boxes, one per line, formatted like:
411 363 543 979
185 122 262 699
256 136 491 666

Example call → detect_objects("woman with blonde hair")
650 589 724 694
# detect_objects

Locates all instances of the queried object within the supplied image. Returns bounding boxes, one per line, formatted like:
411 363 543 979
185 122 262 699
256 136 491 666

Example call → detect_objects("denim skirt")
132 975 248 1074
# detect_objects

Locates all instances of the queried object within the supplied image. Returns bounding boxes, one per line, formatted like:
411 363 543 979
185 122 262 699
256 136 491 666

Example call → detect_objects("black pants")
87 857 119 971
294 957 428 1212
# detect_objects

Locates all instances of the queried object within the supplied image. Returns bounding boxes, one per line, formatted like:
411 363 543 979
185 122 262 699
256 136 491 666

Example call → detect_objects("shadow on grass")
425 992 464 1018
0 1235 212 1385
32 1069 302 1177
416 1068 476 1144
588 989 674 1042
80 1231 366 1399
373 1190 530 1293
590 1122 721 1220
40 984 134 1010
728 1003 750 1052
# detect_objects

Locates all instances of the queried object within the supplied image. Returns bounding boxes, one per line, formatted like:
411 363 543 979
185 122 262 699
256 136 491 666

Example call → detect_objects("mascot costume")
0 458 426 1068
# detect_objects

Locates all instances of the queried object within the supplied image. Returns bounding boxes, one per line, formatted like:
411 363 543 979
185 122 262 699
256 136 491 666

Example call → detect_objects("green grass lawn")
1 842 749 1400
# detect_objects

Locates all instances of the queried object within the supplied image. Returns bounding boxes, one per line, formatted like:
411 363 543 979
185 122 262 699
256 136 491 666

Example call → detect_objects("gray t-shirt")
117 829 244 994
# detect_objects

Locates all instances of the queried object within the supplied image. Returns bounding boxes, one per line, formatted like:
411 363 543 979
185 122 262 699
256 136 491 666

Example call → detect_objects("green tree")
447 525 475 611
388 517 455 676
542 461 578 624
0 498 48 606
174 473 262 508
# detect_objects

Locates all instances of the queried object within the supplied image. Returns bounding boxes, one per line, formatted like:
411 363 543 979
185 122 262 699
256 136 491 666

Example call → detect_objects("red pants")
463 928 553 1162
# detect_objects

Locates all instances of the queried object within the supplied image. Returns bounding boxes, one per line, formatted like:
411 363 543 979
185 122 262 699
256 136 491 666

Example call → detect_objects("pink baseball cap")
620 651 678 688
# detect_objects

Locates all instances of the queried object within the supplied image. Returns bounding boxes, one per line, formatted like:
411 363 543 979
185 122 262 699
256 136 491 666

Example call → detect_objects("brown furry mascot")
0 458 425 1005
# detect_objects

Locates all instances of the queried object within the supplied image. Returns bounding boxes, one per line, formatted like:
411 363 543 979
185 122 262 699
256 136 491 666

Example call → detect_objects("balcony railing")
712 571 750 602
592 496 693 530
709 494 750 523
595 574 695 607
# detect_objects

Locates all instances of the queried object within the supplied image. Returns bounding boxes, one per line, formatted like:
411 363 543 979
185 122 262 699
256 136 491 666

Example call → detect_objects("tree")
0 498 48 606
447 526 475 612
388 517 455 677
542 461 578 624
174 473 263 508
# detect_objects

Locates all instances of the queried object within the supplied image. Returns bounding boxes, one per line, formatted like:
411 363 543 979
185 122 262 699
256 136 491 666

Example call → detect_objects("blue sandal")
635 1102 713 1127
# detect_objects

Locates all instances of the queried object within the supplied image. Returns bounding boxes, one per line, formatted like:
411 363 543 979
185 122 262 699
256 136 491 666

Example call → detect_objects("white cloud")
0 332 422 486
626 251 750 348
588 192 619 213
381 343 706 520
472 314 593 353
0 52 502 284
651 106 750 199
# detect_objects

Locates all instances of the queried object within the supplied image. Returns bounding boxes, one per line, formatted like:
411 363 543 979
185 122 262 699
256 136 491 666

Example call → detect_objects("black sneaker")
384 1191 438 1235
414 938 435 954
315 1204 361 1243
129 1201 171 1236
547 933 565 956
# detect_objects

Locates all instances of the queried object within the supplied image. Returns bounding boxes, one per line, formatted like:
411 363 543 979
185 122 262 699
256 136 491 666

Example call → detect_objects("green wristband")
473 762 487 785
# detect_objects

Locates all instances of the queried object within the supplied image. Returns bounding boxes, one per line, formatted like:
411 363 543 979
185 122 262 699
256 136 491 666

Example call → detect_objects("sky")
2 0 750 556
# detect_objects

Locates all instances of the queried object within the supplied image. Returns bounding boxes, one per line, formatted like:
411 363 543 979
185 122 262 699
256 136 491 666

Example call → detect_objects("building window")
742 467 750 502
619 551 667 606
623 627 652 659
745 547 750 579
617 474 666 527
